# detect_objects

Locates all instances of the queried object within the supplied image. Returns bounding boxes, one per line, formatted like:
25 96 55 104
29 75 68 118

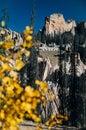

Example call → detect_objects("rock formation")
44 13 76 35
0 27 23 50
36 14 86 127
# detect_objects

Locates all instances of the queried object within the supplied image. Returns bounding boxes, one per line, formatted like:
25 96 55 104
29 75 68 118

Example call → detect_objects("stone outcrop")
44 13 76 35
0 27 23 50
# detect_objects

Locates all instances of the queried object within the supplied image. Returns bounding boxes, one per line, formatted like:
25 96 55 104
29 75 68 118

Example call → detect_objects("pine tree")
69 34 77 126
58 33 64 115
28 0 38 88
19 0 38 88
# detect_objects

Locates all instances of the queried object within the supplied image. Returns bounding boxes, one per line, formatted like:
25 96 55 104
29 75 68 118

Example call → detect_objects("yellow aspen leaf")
25 85 33 93
2 77 12 85
16 87 23 94
0 54 6 60
0 93 5 98
26 42 33 48
36 125 43 130
31 114 41 123
0 41 3 45
0 29 5 34
33 90 40 97
2 128 7 130
24 50 30 56
1 20 6 27
50 121 56 126
0 72 5 78
49 91 55 100
25 104 32 110
22 41 27 47
26 35 32 41
25 26 31 32
0 121 2 127
6 87 13 94
0 86 3 91
5 35 11 40
40 81 48 92
15 59 24 71
35 80 40 85
2 41 14 50
24 26 33 36
2 62 12 72
0 110 5 119
9 70 18 77
64 116 68 121
21 102 26 108
24 26 31 35
57 114 66 119
56 119 63 125
22 41 33 49
10 120 16 126
16 99 21 105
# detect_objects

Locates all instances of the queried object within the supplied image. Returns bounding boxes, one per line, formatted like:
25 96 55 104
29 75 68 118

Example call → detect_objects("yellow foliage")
24 26 33 36
5 35 11 41
9 71 18 80
15 59 24 71
35 80 48 92
0 26 49 130
49 91 55 100
0 110 5 119
22 41 33 48
2 62 12 72
2 40 14 51
26 35 32 41
0 41 4 45
0 54 6 60
1 20 6 27
0 25 68 130
36 125 43 130
0 72 5 78
24 50 30 56
0 29 5 34
46 114 68 129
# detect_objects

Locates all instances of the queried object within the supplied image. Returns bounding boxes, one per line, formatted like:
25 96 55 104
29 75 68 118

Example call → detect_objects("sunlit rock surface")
44 13 76 35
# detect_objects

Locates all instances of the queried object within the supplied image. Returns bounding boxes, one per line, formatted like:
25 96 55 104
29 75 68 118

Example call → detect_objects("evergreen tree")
58 33 64 115
29 0 38 88
20 0 38 88
37 30 42 41
28 46 38 88
69 34 77 126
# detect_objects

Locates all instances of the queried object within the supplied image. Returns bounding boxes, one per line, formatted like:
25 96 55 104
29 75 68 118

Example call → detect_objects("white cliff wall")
45 13 76 35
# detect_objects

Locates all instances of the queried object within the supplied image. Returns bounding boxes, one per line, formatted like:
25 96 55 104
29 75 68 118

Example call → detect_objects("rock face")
45 13 76 35
0 27 23 50
37 14 86 128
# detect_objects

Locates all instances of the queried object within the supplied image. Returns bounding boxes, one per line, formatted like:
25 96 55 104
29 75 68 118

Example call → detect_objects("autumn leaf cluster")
0 25 68 130
0 26 48 130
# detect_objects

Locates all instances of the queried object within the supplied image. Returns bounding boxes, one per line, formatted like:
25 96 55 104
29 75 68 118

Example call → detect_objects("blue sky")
0 0 86 33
